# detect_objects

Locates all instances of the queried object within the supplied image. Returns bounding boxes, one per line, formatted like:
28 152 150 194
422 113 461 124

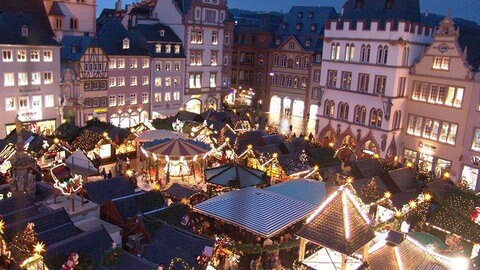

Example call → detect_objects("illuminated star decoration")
0 220 5 234
42 140 49 149
33 242 45 255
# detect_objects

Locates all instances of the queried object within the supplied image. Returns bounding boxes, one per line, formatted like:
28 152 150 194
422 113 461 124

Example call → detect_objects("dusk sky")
97 0 480 24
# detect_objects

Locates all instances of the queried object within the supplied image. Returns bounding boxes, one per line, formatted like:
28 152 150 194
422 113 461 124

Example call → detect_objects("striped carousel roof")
144 138 211 157
193 187 318 238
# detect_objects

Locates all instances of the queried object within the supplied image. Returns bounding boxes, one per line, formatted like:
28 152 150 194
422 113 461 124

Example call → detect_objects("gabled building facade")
0 0 61 137
44 0 97 40
403 17 478 189
316 0 433 159
60 36 109 126
96 21 151 127
132 23 186 118
266 6 338 118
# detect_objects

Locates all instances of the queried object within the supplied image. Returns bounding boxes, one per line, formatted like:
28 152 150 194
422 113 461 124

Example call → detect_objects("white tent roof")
303 248 362 270
193 186 318 238
135 129 187 142
65 150 96 172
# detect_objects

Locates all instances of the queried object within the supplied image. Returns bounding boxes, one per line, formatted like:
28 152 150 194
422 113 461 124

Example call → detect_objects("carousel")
141 138 211 186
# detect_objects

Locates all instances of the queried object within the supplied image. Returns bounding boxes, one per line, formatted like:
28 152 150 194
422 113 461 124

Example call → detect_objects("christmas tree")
10 223 38 263
360 178 381 204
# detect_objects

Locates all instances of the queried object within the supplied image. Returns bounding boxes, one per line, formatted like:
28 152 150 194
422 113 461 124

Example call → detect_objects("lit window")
154 93 162 102
18 96 28 109
109 77 116 87
165 45 171 54
117 77 125 87
210 73 216 88
165 77 172 87
32 95 42 108
174 62 180 71
142 76 149 85
155 62 162 72
165 62 172 71
43 50 52 62
3 50 12 62
31 72 41 85
211 51 218 66
189 73 201 89
109 59 116 69
433 57 449 70
130 76 137 86
30 50 40 62
155 44 161 53
109 95 116 106
5 97 15 111
174 45 180 54
173 91 180 101
117 59 125 69
142 59 149 68
118 95 125 106
18 73 28 86
142 92 149 104
174 77 179 86
130 94 137 105
130 59 137 69
472 128 480 151
165 92 171 102
155 77 162 87
212 31 218 45
17 50 27 62
4 73 14 86
45 95 54 107
123 38 130 49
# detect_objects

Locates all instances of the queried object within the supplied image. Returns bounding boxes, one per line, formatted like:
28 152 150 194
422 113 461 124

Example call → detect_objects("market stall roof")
302 247 362 270
205 164 268 189
135 129 187 142
142 222 214 269
266 179 326 206
193 187 318 238
365 231 452 270
296 185 375 256
162 183 201 200
144 138 211 157
174 111 204 123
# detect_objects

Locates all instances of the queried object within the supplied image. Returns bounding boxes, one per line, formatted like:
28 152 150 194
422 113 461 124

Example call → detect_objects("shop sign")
19 87 41 94
94 108 107 113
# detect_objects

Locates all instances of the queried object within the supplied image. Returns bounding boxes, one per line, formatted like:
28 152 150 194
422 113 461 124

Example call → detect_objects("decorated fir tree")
10 223 38 263
360 178 381 204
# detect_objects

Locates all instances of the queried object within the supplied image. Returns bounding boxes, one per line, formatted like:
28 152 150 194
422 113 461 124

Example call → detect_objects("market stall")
204 164 268 195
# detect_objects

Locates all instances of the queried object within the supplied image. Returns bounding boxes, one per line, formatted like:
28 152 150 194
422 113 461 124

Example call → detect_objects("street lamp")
378 93 393 120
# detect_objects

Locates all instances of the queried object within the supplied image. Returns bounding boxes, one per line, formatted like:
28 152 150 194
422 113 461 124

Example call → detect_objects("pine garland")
234 239 300 255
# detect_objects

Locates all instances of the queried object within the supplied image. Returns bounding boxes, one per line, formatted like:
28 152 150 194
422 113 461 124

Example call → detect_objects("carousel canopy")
365 231 453 270
193 187 318 238
135 129 187 142
205 164 268 189
296 185 375 256
144 138 211 157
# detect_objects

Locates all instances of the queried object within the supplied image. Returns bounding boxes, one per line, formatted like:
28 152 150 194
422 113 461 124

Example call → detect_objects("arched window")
338 102 349 120
273 54 279 66
279 75 285 86
370 108 383 127
324 100 335 117
377 45 384 64
286 76 293 87
303 57 309 69
280 55 287 67
393 110 402 129
345 44 354 61
331 43 340 60
360 44 370 63
70 18 78 30
355 105 366 124
295 56 301 68
383 45 388 64
288 59 294 68
377 110 383 127
293 77 299 88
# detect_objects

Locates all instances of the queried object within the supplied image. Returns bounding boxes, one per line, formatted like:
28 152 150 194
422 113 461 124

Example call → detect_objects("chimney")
115 0 122 12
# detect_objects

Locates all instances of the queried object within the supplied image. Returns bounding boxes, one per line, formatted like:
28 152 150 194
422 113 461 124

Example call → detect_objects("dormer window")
276 38 281 45
155 44 161 53
159 29 165 37
297 12 303 18
296 23 302 30
123 38 130 49
310 24 317 31
289 42 295 49
174 45 180 54
281 23 287 30
71 45 77 54
308 12 313 18
385 0 393 9
306 39 311 47
355 0 363 9
21 25 28 37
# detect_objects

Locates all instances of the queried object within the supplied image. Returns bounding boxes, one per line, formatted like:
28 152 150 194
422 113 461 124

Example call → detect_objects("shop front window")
461 166 479 190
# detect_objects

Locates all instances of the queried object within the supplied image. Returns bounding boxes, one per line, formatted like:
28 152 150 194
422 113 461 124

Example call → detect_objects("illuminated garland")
100 244 124 268
167 257 190 270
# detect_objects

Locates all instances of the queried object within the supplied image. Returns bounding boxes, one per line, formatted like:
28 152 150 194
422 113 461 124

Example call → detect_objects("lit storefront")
6 118 56 136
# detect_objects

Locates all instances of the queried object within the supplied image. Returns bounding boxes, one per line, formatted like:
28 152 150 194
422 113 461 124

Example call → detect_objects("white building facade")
317 19 432 159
